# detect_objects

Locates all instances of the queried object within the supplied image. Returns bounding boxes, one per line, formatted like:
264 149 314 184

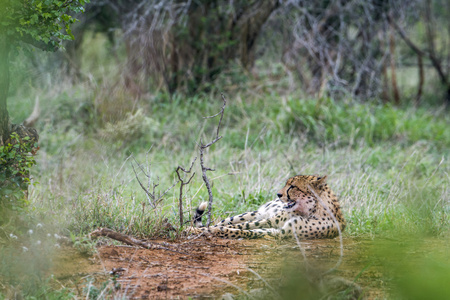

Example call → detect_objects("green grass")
11 90 446 239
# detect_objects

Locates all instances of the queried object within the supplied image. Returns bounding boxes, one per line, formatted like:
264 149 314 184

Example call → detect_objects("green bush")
284 97 450 149
0 133 37 212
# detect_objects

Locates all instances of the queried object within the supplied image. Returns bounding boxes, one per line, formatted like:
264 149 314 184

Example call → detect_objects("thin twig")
132 155 179 208
176 157 197 227
132 162 155 202
389 15 447 85
199 93 227 227
155 180 179 204
203 93 227 137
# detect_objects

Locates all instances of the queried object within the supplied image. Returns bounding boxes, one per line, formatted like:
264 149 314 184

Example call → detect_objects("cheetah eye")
286 185 299 200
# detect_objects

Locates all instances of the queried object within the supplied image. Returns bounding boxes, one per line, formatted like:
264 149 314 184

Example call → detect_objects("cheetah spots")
189 174 345 240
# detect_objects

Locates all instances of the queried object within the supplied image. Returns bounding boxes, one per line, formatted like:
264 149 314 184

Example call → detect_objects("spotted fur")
187 175 346 239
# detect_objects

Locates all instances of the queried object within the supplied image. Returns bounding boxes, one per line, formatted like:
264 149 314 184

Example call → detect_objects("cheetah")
188 175 346 239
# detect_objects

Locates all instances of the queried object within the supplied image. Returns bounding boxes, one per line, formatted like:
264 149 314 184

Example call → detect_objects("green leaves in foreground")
0 0 89 51
0 132 38 211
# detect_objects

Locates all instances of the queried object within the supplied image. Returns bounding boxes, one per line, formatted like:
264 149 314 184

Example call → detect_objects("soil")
97 238 257 299
52 236 389 299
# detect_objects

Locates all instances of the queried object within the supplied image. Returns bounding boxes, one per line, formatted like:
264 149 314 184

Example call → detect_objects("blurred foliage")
0 132 37 214
284 97 450 149
51 0 448 103
0 218 77 299
0 0 89 51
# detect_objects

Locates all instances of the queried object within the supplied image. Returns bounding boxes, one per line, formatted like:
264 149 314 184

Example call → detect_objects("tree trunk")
446 85 450 105
415 53 424 106
0 34 10 145
235 0 279 70
389 21 400 105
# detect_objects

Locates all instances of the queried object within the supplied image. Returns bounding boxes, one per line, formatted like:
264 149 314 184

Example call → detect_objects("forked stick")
176 157 197 227
199 93 227 227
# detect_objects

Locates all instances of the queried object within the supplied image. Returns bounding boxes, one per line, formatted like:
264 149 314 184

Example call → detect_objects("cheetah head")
276 175 328 217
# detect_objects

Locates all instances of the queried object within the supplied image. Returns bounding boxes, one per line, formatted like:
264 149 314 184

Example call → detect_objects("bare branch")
23 97 40 128
131 161 155 202
199 94 228 227
389 14 448 86
176 157 197 227
281 0 389 99
389 15 425 56
132 155 178 209
155 180 179 204
203 93 226 137
201 136 223 149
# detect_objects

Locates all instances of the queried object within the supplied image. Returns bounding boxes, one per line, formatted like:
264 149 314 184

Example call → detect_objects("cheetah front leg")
217 218 272 230
206 226 286 239
215 211 260 226
216 211 289 230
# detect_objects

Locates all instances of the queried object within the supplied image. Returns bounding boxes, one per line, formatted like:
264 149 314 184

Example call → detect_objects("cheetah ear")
315 175 328 187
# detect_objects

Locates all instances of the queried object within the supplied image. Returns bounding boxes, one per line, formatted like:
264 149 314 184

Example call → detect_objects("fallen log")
89 227 190 255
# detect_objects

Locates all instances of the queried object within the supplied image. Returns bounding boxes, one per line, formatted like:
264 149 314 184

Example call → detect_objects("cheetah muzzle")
284 201 296 210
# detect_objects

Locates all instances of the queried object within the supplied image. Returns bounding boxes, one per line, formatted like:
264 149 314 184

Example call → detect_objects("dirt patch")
52 247 101 280
95 237 266 299
52 237 390 299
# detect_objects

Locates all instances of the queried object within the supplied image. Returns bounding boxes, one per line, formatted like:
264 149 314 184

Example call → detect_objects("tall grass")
12 88 446 239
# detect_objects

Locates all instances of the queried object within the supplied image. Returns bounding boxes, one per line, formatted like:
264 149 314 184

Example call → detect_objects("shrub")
0 132 38 211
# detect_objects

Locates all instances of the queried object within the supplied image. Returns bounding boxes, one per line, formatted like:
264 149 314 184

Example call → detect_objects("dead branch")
389 18 400 104
416 53 424 105
132 156 179 209
199 93 227 227
280 0 391 99
176 157 197 227
23 96 40 128
132 161 155 202
389 15 447 85
90 227 189 255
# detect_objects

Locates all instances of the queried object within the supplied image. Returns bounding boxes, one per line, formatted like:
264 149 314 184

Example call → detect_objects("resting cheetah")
189 175 346 239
